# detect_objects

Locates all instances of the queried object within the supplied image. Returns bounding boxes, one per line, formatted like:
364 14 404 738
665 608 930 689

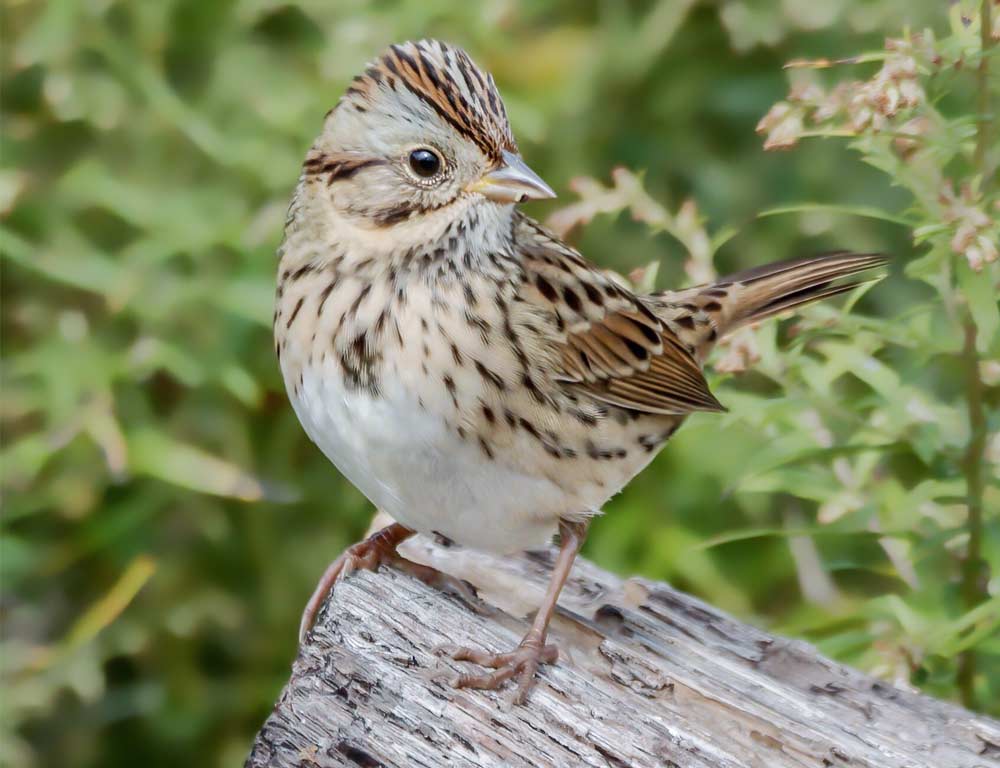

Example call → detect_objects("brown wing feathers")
557 294 725 415
556 250 885 417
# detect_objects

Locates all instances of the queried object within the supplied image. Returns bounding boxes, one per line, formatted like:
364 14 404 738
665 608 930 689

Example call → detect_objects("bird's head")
299 40 554 237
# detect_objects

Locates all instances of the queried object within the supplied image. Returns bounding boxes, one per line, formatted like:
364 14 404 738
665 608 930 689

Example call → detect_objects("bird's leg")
440 518 589 704
299 522 484 642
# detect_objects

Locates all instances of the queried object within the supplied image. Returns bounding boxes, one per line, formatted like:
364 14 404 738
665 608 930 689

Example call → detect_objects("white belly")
289 360 563 553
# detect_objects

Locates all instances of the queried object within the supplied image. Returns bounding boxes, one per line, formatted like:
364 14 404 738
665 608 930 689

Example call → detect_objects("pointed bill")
468 150 556 204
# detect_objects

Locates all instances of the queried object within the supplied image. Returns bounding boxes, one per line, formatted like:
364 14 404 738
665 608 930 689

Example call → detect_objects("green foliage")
1 1 996 766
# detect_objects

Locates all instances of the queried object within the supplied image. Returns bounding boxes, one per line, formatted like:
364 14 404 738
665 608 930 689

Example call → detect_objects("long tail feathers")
654 251 887 362
709 251 887 337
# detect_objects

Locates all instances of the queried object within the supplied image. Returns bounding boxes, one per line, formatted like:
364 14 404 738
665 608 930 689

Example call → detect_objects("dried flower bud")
950 222 978 254
756 102 793 133
964 235 999 272
898 78 924 108
892 116 930 158
789 82 825 103
874 83 901 116
757 102 805 150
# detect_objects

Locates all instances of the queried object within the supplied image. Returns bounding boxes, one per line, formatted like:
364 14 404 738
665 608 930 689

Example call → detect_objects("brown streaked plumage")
352 41 517 160
273 39 887 704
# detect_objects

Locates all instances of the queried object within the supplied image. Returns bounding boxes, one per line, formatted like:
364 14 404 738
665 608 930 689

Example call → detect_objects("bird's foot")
438 632 558 704
300 523 485 642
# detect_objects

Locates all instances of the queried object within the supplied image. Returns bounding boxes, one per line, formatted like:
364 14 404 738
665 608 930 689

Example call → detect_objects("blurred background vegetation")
2 1 997 766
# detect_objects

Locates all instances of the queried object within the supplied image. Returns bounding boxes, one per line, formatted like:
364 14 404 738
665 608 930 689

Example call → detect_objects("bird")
273 39 886 704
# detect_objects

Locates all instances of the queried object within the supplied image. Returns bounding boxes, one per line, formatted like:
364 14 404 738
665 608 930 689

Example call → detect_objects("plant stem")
974 0 996 186
956 0 993 711
957 320 987 709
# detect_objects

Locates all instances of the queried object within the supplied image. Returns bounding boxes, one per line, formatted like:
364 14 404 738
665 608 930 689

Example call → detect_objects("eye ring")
408 148 442 178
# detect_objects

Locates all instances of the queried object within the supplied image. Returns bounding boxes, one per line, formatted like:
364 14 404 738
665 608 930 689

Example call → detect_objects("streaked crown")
343 40 517 162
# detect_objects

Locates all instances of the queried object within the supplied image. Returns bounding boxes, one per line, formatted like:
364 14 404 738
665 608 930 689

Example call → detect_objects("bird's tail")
713 251 887 335
651 251 887 364
661 251 887 343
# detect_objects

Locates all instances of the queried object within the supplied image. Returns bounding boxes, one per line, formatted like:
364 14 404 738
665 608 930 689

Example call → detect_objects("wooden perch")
246 531 1000 768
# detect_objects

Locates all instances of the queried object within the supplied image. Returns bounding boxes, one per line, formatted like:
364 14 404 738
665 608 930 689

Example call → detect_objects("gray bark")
247 532 1000 768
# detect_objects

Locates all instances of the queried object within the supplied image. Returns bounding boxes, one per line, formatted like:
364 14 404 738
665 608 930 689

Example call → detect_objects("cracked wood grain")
246 531 1000 768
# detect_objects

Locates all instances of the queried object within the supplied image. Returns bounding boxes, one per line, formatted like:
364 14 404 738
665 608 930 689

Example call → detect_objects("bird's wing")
514 216 724 415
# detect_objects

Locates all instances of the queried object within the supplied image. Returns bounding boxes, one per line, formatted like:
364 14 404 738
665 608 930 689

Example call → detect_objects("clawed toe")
441 639 559 704
299 524 416 642
300 524 495 643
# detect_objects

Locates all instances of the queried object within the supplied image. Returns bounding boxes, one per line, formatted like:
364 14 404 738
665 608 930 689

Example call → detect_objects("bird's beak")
467 150 556 204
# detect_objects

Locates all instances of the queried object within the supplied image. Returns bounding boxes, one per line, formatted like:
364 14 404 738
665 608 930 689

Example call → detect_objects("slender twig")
957 321 987 709
956 0 993 712
973 0 995 187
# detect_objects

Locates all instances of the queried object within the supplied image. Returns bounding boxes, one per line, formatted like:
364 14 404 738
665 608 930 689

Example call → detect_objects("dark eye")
408 148 441 178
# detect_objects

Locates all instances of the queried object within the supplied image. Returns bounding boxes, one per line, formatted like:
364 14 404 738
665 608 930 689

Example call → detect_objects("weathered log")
246 529 1000 768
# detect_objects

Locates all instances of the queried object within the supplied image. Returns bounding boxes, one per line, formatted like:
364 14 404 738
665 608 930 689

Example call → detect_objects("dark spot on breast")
474 360 505 390
463 282 476 306
351 332 367 357
317 280 336 315
519 417 540 439
638 434 659 453
482 404 495 424
286 297 304 329
703 300 723 312
290 263 317 281
585 440 612 460
478 437 494 459
348 283 371 316
570 408 598 426
522 374 546 404
675 315 695 330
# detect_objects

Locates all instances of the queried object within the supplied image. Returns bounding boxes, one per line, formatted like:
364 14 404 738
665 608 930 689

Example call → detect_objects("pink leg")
299 523 485 642
299 523 414 641
438 519 588 704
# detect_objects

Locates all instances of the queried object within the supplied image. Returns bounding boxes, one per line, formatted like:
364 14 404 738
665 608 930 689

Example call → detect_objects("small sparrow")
274 40 885 703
